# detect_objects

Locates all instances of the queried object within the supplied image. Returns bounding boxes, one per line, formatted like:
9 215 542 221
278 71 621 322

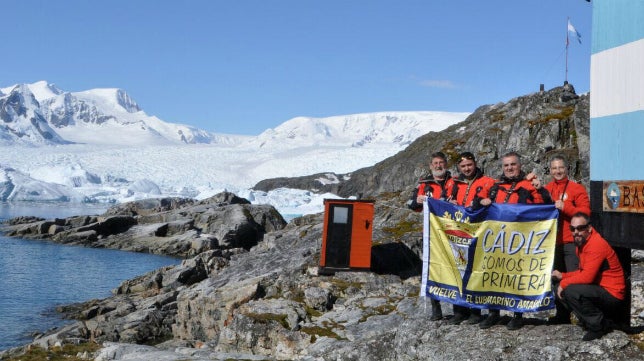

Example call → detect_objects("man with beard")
551 212 625 341
477 151 552 330
446 151 495 325
408 151 453 321
544 155 591 324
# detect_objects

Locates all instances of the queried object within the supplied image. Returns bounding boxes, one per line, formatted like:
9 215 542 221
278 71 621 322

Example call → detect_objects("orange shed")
319 199 374 274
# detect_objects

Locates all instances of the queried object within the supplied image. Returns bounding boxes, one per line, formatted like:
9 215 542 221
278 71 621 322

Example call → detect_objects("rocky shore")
1 191 642 361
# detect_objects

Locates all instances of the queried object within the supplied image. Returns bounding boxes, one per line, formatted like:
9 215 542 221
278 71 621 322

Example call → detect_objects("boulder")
1 192 286 258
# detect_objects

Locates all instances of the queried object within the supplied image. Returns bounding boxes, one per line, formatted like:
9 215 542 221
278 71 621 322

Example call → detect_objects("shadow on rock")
371 242 421 279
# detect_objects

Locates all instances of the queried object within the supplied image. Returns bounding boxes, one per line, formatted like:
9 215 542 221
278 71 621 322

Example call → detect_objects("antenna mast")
565 17 570 83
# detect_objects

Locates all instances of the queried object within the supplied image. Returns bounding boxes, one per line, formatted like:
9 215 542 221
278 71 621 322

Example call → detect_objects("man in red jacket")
407 151 453 321
544 155 591 324
477 151 552 330
446 151 495 325
551 212 625 341
407 151 453 211
448 151 496 208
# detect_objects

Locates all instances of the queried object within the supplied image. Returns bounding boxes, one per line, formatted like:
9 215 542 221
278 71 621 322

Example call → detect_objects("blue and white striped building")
588 2 643 323
590 0 644 181
589 0 644 252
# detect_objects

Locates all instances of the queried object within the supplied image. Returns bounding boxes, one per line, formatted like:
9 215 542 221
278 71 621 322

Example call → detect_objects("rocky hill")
254 83 589 197
1 191 642 361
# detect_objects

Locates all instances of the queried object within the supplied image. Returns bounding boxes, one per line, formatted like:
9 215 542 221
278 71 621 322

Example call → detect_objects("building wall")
590 0 644 181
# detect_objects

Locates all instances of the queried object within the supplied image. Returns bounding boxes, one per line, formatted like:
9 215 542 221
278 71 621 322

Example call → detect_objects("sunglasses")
569 224 589 232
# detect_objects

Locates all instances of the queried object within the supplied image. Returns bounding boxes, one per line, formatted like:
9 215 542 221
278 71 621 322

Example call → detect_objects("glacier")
0 81 470 218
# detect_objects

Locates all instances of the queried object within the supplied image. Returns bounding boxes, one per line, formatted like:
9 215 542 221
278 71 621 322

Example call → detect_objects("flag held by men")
421 198 559 313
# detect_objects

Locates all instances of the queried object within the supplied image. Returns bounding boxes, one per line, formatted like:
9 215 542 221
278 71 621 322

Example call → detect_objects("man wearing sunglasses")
408 151 454 321
544 155 591 324
551 212 625 341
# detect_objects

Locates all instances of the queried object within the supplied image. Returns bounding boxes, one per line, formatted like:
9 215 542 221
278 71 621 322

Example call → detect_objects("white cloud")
419 79 458 89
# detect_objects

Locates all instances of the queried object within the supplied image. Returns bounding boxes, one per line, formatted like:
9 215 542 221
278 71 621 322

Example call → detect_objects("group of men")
408 151 626 341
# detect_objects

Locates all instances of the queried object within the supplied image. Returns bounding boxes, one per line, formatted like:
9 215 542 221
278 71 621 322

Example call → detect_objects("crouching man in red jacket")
551 212 626 341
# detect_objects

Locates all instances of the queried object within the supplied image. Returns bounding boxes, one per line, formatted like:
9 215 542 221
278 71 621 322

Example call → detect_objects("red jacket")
544 177 591 245
448 169 496 207
560 229 626 300
407 174 454 211
478 173 550 204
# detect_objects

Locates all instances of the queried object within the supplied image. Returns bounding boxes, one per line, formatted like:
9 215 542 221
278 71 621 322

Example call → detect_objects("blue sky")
2 1 592 135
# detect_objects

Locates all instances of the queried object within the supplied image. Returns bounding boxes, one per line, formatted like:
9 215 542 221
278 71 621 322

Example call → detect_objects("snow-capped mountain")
0 81 469 149
250 111 470 149
0 80 471 217
0 84 68 145
0 81 239 146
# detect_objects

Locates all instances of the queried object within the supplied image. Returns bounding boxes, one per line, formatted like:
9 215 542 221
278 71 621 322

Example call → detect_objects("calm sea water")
0 203 180 351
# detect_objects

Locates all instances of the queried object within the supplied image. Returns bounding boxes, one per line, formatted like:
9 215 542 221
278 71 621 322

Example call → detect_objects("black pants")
560 284 623 332
562 243 579 271
553 243 580 272
453 304 480 316
552 243 580 319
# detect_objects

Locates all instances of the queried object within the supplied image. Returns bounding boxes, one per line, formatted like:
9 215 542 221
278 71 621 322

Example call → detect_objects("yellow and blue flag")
421 198 559 312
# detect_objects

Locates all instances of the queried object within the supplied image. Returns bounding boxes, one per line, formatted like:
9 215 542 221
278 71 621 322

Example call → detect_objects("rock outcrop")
1 191 642 361
254 84 590 199
1 192 285 258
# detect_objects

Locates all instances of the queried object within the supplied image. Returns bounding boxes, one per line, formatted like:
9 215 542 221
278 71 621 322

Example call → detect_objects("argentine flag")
568 19 582 44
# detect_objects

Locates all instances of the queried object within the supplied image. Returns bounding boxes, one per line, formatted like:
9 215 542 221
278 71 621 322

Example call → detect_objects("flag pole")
565 17 569 83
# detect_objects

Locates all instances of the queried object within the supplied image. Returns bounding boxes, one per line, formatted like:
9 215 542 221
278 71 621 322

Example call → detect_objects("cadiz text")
482 225 549 255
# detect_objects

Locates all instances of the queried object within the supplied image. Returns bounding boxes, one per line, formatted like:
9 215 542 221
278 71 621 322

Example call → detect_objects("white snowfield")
0 81 469 217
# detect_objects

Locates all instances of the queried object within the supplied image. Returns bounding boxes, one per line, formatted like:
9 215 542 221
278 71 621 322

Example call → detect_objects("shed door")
325 204 353 268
